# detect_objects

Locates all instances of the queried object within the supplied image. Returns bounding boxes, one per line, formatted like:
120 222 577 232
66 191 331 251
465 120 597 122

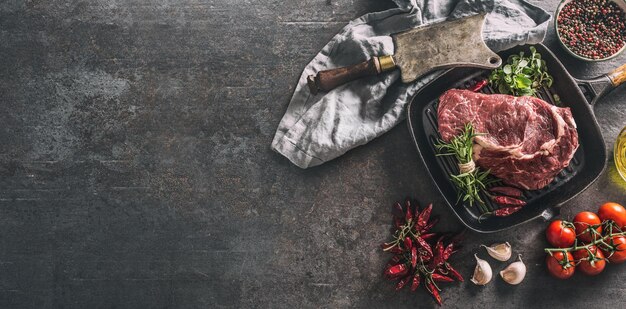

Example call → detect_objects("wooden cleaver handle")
307 55 396 94
608 63 626 87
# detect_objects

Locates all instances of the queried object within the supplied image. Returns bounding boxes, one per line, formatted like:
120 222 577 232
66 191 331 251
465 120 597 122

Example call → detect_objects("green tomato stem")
544 230 626 253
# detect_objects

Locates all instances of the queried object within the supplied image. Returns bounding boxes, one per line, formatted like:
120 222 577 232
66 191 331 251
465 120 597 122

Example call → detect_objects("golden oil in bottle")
616 126 626 182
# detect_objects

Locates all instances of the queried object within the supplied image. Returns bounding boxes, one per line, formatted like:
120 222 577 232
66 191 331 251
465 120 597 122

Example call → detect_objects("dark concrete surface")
1 0 625 308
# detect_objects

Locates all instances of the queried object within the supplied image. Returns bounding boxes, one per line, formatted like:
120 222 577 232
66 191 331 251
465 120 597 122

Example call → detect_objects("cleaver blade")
308 13 502 94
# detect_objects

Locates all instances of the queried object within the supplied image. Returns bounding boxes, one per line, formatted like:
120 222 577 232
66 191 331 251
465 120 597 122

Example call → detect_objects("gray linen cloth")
272 0 551 168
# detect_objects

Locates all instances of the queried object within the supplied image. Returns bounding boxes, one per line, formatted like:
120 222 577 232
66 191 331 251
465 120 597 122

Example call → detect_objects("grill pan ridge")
407 44 606 233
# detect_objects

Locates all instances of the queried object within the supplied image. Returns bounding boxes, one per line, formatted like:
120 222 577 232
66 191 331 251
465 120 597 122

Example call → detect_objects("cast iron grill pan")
407 44 609 233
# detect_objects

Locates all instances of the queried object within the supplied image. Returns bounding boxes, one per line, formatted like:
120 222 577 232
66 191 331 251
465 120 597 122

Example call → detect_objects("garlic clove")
481 242 512 261
500 254 526 285
471 254 492 285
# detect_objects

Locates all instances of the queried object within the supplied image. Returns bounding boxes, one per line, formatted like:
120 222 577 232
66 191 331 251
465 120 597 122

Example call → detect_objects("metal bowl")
554 0 626 62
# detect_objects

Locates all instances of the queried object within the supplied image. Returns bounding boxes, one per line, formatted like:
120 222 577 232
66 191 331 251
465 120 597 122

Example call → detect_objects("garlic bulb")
471 254 492 285
481 242 512 261
500 254 526 285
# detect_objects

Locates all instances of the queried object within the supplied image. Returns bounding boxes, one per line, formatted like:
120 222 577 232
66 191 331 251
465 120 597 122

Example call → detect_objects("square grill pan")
406 44 607 233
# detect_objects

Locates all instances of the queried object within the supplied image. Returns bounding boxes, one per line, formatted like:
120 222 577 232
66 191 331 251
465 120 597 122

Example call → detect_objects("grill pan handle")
608 63 626 87
576 63 626 105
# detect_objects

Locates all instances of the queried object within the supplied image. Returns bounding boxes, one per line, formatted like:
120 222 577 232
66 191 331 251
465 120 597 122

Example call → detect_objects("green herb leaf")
515 75 532 88
488 47 555 98
503 65 512 75
498 83 508 94
518 59 528 68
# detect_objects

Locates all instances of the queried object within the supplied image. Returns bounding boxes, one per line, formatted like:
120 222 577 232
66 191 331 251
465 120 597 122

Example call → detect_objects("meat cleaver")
307 14 502 94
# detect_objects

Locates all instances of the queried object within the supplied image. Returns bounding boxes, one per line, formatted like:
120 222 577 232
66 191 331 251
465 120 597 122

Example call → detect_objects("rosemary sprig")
435 123 494 211
435 123 478 163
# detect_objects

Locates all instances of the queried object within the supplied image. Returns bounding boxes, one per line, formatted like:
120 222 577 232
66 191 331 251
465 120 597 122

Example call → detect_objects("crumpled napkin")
272 0 551 168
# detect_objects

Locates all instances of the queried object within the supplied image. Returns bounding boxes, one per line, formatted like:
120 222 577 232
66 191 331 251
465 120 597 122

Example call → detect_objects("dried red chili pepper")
392 202 404 218
491 195 526 207
420 217 440 233
384 264 408 280
470 79 488 92
405 203 413 222
389 246 403 254
395 276 410 290
404 237 413 251
426 280 442 305
383 199 462 305
489 186 523 198
494 206 523 216
434 237 445 259
394 217 403 229
420 233 437 241
416 203 432 230
431 273 454 283
419 249 433 262
445 263 464 282
410 273 420 291
386 255 402 268
442 243 454 261
436 264 463 282
415 236 433 257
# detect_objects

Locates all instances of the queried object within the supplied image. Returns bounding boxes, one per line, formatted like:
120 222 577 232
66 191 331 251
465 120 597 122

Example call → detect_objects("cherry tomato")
546 220 576 248
573 211 602 243
573 245 605 276
546 251 575 279
602 235 626 264
598 202 626 230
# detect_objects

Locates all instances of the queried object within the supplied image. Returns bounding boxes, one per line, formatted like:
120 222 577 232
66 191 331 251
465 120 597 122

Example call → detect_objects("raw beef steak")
437 89 579 190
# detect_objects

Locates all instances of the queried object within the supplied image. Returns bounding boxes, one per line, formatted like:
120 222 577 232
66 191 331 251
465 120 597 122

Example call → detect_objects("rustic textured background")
1 0 625 308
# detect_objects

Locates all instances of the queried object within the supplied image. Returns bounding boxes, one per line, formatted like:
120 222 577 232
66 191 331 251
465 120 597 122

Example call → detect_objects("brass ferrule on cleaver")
378 55 397 72
307 14 502 95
